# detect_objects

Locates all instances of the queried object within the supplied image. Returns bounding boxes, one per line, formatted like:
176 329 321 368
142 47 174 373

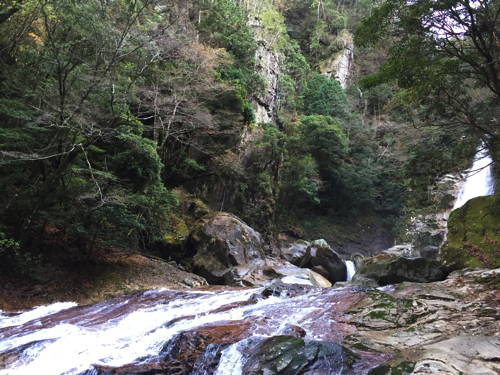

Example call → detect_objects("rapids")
0 286 389 374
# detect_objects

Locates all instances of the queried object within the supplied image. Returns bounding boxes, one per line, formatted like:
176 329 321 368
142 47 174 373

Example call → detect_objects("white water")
0 289 257 375
346 260 356 281
453 147 495 209
0 302 77 329
0 286 363 375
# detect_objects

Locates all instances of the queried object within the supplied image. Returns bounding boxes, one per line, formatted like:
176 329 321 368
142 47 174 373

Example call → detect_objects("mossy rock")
440 194 500 271
355 257 447 286
241 335 359 374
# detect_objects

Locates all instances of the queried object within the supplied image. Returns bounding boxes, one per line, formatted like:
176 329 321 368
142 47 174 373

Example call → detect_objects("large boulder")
354 257 447 286
223 266 332 288
190 213 267 280
280 240 310 266
440 194 500 271
240 336 361 375
363 244 420 266
299 239 347 283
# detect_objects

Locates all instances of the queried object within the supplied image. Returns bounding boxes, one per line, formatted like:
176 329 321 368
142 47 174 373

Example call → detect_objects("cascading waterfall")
346 261 356 281
453 146 495 209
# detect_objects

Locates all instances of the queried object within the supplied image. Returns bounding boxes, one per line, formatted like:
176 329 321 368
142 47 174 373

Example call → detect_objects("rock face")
321 44 354 89
345 267 500 375
328 225 394 259
440 194 500 271
191 212 267 281
363 244 420 266
406 174 465 252
280 240 310 266
354 257 447 286
300 240 347 283
223 265 332 288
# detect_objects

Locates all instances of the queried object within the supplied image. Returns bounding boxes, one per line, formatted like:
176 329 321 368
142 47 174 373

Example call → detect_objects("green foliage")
0 0 179 256
355 0 500 160
301 115 348 179
306 76 348 117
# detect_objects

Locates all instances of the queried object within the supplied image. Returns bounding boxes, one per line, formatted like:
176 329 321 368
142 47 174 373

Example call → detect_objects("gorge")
1 0 500 373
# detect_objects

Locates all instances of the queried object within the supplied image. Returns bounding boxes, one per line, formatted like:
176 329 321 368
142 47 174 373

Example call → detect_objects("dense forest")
0 0 498 282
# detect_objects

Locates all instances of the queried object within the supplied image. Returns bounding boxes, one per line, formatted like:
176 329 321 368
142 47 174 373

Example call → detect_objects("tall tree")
355 0 500 162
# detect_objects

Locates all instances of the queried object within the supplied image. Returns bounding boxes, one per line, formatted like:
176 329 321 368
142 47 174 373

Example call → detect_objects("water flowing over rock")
2 267 500 374
453 148 495 209
0 285 389 374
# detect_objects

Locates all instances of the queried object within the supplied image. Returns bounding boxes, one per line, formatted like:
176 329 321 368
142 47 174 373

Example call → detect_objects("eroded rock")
300 239 347 283
354 257 447 286
280 240 310 266
223 265 332 288
190 212 266 280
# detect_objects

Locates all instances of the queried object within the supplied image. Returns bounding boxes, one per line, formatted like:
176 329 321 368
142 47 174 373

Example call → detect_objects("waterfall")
453 147 495 210
346 260 356 281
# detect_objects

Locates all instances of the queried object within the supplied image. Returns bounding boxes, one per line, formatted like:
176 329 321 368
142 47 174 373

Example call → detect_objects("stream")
0 285 388 374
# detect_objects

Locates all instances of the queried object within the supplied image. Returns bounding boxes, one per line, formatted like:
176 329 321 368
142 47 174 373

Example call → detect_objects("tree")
0 0 178 253
306 75 349 117
355 0 500 162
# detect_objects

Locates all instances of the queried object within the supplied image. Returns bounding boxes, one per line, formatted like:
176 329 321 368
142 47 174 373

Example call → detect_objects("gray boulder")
190 212 266 279
333 277 380 289
355 257 448 286
280 240 310 266
351 253 365 270
300 239 347 283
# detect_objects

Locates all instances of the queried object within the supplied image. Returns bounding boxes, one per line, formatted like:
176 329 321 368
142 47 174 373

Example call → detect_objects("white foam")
453 147 495 209
346 261 357 281
0 302 78 329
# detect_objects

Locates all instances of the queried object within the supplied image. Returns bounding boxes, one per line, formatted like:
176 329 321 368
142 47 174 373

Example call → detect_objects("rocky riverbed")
1 266 499 374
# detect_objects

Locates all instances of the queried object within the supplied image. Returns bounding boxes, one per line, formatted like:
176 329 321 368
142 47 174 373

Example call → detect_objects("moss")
368 310 387 319
193 253 226 272
395 282 406 291
351 342 379 352
295 239 307 245
390 361 416 375
442 194 500 271
367 364 391 375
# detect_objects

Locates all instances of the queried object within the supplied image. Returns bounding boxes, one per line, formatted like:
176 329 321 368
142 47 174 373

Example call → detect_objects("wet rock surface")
2 267 500 374
344 267 500 374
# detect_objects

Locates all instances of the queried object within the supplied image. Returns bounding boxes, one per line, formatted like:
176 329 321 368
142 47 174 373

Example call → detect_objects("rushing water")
0 286 388 374
453 147 495 209
346 261 356 281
